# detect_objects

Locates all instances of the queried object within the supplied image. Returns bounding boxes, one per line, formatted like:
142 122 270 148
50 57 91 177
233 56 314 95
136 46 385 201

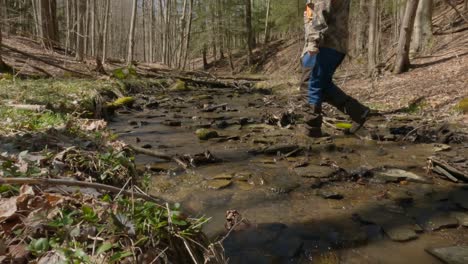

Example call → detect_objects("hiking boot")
341 98 370 134
303 105 328 138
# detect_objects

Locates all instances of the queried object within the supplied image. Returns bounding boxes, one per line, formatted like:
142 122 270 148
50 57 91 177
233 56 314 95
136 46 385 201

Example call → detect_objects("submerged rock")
317 190 343 200
195 129 219 140
422 213 459 231
451 212 468 227
162 120 182 127
383 225 419 242
426 246 468 264
294 165 336 179
268 182 300 194
207 179 232 190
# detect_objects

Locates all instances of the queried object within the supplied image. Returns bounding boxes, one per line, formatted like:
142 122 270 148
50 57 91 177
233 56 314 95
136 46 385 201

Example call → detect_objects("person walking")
301 0 370 137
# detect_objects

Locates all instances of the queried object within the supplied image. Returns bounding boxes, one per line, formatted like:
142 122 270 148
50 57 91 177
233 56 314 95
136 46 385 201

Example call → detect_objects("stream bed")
109 87 468 264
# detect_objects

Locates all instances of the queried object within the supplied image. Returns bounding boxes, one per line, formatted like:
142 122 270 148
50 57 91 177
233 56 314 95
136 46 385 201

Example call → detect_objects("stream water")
109 87 468 263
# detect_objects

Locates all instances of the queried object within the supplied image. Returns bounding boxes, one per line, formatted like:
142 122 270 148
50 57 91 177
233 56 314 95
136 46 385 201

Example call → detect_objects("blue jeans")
302 47 347 107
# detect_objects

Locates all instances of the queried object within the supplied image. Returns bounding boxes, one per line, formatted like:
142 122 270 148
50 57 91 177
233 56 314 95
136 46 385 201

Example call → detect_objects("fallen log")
0 177 165 204
429 157 468 182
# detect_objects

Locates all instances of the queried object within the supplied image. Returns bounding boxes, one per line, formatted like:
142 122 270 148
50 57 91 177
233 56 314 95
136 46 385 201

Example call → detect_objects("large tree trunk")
127 0 138 65
368 0 378 74
394 0 420 74
149 0 154 62
0 15 6 69
412 0 433 53
38 0 59 48
244 0 253 65
355 0 368 57
182 0 194 70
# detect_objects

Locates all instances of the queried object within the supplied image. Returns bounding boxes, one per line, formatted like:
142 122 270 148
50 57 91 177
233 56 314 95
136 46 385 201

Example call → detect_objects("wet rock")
426 246 468 264
451 212 468 227
451 190 468 210
317 190 343 200
212 173 233 180
383 225 418 242
374 169 431 183
195 129 219 140
162 120 182 127
386 190 413 204
422 213 459 231
216 120 230 129
433 143 451 152
144 101 159 109
236 181 255 191
207 179 232 190
309 179 323 189
141 144 152 149
294 165 336 179
128 120 138 126
268 182 300 194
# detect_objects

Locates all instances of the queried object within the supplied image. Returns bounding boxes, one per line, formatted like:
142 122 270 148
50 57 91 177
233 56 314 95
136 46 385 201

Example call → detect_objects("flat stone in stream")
317 190 343 200
426 246 468 264
422 213 459 231
268 182 300 194
374 169 431 183
294 165 336 179
383 224 419 242
162 120 182 127
207 179 232 190
451 212 468 227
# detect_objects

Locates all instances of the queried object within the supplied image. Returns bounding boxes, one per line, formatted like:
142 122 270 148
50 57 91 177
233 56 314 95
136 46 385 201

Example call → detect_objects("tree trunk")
182 0 194 70
177 0 188 68
102 0 110 64
394 0 420 74
127 0 138 65
264 0 271 45
75 0 86 61
244 0 253 65
355 0 368 56
38 0 59 48
0 16 6 69
149 0 154 62
412 0 433 53
368 0 378 74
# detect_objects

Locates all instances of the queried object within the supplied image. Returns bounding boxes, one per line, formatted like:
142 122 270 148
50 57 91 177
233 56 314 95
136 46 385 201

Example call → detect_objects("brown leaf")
8 243 30 262
37 251 66 264
0 197 18 222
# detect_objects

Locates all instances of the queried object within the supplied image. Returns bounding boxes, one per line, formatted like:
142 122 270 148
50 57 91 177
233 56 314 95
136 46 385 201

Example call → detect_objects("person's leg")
303 49 344 137
319 48 370 131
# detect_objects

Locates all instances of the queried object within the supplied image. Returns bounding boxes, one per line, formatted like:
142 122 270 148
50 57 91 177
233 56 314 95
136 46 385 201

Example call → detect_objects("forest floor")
1 4 467 264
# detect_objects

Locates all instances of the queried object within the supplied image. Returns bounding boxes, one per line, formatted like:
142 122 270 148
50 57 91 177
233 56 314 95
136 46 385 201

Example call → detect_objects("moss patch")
170 80 190 91
456 98 468 114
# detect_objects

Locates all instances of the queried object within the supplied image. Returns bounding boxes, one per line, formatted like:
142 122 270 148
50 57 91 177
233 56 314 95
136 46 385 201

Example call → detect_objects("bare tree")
394 0 420 74
368 0 378 74
244 0 253 65
102 0 110 63
75 0 86 61
413 0 433 53
127 0 138 65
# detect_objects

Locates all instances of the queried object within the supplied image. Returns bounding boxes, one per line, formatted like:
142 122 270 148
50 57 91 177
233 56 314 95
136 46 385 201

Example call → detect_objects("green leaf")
335 123 353 130
96 242 113 255
109 251 133 263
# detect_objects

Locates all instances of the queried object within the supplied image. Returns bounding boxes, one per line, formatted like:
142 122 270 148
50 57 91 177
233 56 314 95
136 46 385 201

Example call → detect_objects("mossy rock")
195 129 219 140
170 80 190 92
112 66 138 80
457 98 468 114
106 97 135 109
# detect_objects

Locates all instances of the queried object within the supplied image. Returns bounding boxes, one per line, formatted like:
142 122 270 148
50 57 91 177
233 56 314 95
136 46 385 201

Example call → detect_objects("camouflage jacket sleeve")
303 0 332 55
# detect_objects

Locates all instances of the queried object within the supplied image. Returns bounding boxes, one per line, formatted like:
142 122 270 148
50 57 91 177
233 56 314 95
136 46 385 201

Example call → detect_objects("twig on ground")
0 177 166 205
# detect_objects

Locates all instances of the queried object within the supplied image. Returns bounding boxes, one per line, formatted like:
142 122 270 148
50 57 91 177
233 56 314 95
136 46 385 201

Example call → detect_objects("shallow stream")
110 87 468 263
